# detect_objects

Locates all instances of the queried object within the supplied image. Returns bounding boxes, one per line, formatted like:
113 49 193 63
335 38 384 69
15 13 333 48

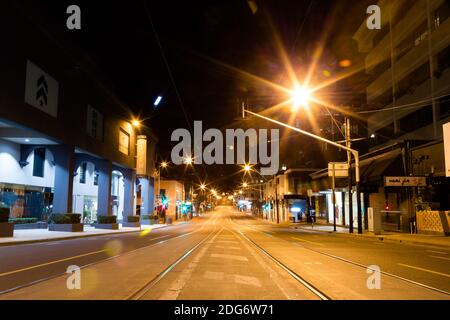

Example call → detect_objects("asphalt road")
0 206 449 300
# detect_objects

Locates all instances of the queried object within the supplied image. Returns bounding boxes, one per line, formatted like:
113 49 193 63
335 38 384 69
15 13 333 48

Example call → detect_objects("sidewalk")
291 222 450 248
0 223 183 246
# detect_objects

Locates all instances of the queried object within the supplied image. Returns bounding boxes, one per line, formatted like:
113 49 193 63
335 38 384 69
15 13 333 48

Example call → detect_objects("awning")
309 146 405 191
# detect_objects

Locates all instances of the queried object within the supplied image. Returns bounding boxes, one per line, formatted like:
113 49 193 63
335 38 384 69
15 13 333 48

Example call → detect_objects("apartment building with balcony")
352 0 450 232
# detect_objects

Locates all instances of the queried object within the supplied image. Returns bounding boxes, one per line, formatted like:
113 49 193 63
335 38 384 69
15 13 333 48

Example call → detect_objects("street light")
243 182 248 188
291 85 311 111
132 119 141 127
184 156 193 165
157 161 169 206
200 184 206 190
242 107 363 234
244 164 251 172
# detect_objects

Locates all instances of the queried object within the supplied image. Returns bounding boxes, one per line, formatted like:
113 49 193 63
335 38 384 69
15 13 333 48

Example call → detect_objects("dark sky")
22 0 370 191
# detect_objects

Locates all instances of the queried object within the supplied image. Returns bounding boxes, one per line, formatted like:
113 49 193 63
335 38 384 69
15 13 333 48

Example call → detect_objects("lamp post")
242 107 363 234
157 161 168 206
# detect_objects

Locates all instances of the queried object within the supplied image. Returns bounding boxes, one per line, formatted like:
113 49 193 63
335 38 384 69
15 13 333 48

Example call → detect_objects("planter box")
48 223 84 232
14 222 48 230
0 222 14 237
94 223 119 230
122 222 140 228
141 219 157 225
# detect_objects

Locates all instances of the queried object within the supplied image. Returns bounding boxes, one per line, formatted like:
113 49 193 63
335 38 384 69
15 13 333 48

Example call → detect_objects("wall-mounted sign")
444 122 450 177
384 176 427 187
24 60 59 118
136 135 147 176
328 162 349 178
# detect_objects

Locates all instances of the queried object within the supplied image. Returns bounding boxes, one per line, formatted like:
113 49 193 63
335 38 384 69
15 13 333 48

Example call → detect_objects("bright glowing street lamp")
184 156 193 165
291 86 311 111
242 182 248 188
244 164 251 172
200 184 206 190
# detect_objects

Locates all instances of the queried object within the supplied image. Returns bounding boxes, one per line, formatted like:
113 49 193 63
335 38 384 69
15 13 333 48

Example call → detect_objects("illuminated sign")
444 122 450 177
384 176 427 187
136 135 147 175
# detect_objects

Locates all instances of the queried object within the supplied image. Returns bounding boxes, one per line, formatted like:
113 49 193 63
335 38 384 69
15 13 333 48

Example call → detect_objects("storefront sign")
136 135 147 175
384 176 427 187
444 122 450 177
24 60 59 118
328 162 349 177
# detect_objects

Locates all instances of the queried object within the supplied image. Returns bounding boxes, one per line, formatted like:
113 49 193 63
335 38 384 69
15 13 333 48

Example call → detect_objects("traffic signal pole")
243 107 363 234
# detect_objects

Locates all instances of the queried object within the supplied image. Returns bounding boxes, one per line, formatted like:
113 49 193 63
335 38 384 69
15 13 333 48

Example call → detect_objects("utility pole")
332 163 337 231
242 107 363 234
346 118 354 233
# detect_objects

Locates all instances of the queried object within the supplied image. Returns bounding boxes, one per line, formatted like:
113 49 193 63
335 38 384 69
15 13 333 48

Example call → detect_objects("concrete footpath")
290 222 450 248
0 223 186 246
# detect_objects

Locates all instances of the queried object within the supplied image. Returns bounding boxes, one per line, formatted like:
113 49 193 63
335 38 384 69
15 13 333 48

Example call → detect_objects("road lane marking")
203 271 224 281
398 263 450 278
0 250 107 277
429 255 450 261
291 237 324 246
234 275 262 287
215 245 241 250
216 240 238 243
427 250 448 255
210 253 249 262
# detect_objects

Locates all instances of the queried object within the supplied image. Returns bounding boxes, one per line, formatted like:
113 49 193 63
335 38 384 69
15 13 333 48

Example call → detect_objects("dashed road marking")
234 275 262 287
429 255 450 261
210 253 248 262
203 271 224 281
427 250 448 255
398 263 450 278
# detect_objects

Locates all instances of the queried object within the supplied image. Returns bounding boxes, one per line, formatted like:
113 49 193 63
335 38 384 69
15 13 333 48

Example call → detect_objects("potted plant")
9 217 47 230
94 215 119 230
0 204 13 237
122 215 140 228
140 215 152 225
48 213 83 232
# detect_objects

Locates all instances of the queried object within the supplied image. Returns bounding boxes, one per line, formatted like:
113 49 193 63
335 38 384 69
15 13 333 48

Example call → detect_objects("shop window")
79 163 87 184
119 128 130 155
32 148 45 177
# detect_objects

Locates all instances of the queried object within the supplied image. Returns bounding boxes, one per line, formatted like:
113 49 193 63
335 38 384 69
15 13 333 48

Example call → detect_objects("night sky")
22 0 370 191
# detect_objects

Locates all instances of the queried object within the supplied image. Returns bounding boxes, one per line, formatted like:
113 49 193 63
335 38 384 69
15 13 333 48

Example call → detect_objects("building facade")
350 0 450 232
0 4 157 223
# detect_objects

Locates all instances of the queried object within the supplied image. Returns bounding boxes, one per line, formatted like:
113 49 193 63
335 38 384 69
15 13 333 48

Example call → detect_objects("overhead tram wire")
142 1 211 181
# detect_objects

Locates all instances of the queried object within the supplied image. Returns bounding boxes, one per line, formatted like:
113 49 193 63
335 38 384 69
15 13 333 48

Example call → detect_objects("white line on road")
210 253 249 262
427 250 448 255
428 255 450 261
0 250 107 277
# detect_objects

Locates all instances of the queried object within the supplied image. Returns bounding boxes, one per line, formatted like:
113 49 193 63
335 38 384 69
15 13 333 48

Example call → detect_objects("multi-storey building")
352 0 450 233
0 3 157 224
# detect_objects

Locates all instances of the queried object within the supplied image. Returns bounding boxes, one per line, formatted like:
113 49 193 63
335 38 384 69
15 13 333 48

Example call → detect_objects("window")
86 105 104 141
119 128 130 155
32 148 45 177
398 106 433 133
79 163 87 184
94 168 99 186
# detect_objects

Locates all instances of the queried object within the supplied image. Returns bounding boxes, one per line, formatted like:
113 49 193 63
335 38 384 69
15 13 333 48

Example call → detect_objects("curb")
292 226 450 249
0 223 183 247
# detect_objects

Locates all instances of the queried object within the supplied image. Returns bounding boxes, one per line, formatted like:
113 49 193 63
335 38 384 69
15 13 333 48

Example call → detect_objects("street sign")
328 162 349 177
24 60 59 118
444 122 450 177
384 176 427 187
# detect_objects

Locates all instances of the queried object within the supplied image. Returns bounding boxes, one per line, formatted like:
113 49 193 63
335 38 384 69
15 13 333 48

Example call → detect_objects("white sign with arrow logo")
24 60 59 118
